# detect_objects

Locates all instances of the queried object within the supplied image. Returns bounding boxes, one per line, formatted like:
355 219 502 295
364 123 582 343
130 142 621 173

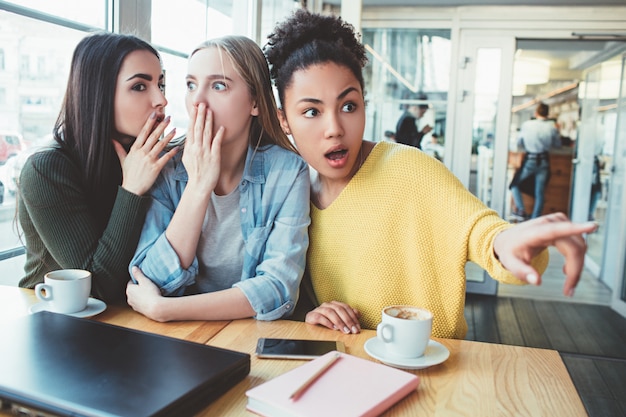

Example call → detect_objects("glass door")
607 54 626 317
453 33 515 294
570 65 606 281
571 56 624 290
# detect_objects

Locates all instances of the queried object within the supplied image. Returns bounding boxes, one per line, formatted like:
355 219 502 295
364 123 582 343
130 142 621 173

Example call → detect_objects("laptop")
0 311 250 417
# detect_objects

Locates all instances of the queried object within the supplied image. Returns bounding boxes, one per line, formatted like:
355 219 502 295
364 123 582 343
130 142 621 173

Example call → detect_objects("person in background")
416 100 435 149
263 9 597 339
422 132 444 161
18 32 178 303
481 133 494 149
126 35 310 323
509 102 561 220
589 155 603 221
383 130 396 142
589 137 605 221
394 93 432 149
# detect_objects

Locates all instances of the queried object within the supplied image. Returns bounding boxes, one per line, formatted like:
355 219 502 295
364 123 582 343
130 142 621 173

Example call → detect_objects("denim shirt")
130 144 311 321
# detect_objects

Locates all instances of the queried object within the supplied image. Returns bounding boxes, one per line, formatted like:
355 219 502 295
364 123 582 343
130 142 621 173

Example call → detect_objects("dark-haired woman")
264 9 597 339
18 32 178 303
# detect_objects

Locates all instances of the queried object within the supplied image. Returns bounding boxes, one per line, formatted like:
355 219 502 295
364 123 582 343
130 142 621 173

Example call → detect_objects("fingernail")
163 115 170 123
526 273 538 285
351 326 358 334
567 288 575 297
333 325 338 330
343 326 350 334
150 111 156 119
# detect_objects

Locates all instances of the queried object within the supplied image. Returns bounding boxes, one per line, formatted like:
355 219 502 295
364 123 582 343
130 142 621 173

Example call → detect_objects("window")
2 0 108 29
151 0 298 135
0 9 85 284
361 28 451 151
0 1 298 286
19 56 29 76
0 5 119 285
259 0 300 45
159 53 189 133
152 0 233 52
151 0 235 134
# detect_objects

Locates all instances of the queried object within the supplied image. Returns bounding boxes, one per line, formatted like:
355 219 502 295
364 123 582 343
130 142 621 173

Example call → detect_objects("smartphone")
256 338 345 360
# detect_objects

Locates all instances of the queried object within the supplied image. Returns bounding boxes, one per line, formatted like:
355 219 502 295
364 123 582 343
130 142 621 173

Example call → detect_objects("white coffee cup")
376 305 433 359
35 269 92 314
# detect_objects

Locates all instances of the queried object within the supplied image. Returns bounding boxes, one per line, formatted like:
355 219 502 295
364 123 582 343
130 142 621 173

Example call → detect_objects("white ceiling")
322 1 626 98
326 0 626 61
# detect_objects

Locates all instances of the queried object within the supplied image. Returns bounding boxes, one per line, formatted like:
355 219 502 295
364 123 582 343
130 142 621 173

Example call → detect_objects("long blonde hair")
191 36 296 153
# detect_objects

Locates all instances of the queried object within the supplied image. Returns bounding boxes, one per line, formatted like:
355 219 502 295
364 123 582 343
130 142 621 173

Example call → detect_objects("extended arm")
493 212 596 296
127 267 255 321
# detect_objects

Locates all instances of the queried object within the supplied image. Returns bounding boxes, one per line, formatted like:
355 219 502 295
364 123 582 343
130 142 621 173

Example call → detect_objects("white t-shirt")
196 187 244 293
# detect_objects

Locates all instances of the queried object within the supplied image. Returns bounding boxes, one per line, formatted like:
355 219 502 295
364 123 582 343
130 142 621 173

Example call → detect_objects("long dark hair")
53 32 161 194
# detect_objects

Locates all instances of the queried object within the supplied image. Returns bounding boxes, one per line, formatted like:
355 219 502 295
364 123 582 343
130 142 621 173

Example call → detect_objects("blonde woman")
127 36 310 322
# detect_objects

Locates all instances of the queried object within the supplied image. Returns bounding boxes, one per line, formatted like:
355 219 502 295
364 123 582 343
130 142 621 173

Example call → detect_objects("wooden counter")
508 148 574 216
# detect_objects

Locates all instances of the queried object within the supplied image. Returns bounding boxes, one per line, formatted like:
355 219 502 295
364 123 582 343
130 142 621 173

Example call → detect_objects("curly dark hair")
263 9 368 107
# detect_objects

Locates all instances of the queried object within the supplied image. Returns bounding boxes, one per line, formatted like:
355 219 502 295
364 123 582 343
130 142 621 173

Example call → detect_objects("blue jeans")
511 158 550 219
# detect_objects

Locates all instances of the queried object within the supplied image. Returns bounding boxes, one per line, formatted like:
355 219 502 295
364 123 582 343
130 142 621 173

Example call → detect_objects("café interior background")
0 0 625 319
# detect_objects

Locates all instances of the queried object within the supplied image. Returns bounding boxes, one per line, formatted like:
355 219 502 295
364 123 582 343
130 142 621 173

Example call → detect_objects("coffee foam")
385 306 431 321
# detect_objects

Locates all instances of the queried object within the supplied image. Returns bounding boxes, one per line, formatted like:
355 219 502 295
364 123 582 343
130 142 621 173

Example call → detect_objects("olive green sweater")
18 147 150 303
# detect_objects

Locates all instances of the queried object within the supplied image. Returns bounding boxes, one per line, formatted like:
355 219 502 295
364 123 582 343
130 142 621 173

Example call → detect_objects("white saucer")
364 337 450 370
29 297 107 318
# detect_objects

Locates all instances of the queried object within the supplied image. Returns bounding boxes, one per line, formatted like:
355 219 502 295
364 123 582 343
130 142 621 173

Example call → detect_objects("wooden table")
1 286 587 416
199 319 588 416
0 285 228 343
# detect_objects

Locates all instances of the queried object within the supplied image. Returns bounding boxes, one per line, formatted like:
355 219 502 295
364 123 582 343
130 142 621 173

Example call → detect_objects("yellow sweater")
307 141 548 339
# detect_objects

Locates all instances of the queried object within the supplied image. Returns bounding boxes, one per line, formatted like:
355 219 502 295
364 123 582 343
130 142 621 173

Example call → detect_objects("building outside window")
0 0 299 286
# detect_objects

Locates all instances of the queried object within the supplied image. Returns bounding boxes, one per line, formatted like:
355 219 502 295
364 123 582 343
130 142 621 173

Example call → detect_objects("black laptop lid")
0 311 250 417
